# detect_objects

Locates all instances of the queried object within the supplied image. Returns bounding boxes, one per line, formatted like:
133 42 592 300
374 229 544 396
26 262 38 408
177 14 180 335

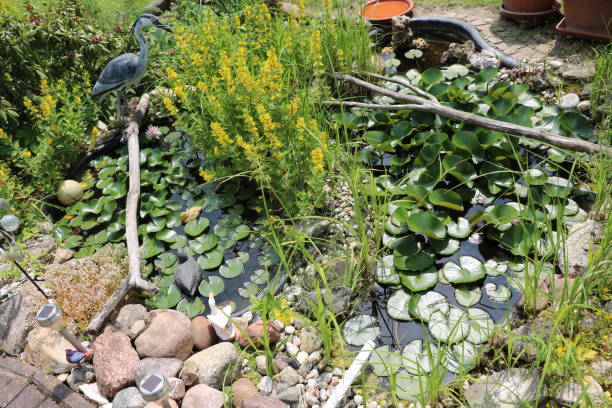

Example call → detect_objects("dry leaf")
180 206 202 223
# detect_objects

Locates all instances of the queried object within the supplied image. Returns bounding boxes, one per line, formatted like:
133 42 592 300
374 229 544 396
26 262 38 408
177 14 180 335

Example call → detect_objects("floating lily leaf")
146 217 167 233
452 131 485 163
428 306 470 343
184 218 210 236
387 289 413 321
102 182 127 199
394 237 435 271
142 237 164 259
444 64 469 80
333 112 368 129
445 341 478 373
429 189 464 211
431 237 460 255
156 229 179 242
189 234 218 254
169 235 188 249
404 49 423 59
524 169 548 185
403 339 439 375
258 246 280 267
250 268 268 285
454 284 482 307
146 284 182 309
488 204 518 225
400 266 438 292
343 314 381 346
447 217 471 239
219 258 244 278
421 68 444 85
443 154 477 183
238 282 260 298
405 211 446 239
370 346 403 377
442 256 486 284
485 283 511 302
230 224 250 241
198 249 224 270
484 259 507 277
395 371 429 402
411 291 448 322
198 276 225 297
497 223 539 256
544 176 573 198
176 297 205 318
375 255 401 286
155 252 177 269
466 308 495 344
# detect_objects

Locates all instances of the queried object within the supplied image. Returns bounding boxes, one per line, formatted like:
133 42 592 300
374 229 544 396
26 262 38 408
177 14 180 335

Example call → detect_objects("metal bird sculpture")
175 249 201 296
65 349 93 364
91 14 171 121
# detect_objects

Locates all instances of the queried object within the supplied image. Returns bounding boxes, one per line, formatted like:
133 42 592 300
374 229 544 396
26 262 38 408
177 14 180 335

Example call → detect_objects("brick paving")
0 357 94 408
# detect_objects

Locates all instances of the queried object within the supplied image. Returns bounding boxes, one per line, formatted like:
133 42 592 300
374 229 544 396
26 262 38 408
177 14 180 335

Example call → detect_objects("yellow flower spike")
0 128 8 139
199 169 214 181
22 151 32 158
210 122 232 147
311 148 324 172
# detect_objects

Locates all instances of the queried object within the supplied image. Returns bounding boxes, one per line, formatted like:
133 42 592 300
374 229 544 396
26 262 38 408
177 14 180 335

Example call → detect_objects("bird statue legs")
116 90 126 122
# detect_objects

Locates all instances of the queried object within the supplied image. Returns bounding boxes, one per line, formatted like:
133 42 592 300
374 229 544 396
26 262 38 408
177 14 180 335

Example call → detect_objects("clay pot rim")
502 0 557 13
361 0 414 24
500 1 560 20
556 17 611 41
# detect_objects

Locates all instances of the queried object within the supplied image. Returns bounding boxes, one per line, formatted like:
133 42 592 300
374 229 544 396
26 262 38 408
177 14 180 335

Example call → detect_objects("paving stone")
0 356 36 378
6 386 46 408
32 371 73 404
39 399 60 408
62 393 96 408
0 376 27 407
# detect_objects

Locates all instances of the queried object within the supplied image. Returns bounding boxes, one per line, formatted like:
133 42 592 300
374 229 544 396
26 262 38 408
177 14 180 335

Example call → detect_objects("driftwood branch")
87 93 157 335
326 72 608 154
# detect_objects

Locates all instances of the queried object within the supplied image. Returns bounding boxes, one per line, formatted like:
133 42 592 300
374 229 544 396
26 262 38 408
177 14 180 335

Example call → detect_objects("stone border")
0 357 94 408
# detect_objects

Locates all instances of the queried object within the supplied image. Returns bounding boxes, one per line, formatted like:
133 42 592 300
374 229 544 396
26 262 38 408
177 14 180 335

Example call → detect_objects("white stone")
556 377 603 405
284 325 296 335
296 351 309 365
307 379 318 388
286 342 299 356
292 336 301 347
308 351 322 364
549 60 563 68
559 93 580 110
258 375 273 396
78 383 110 405
332 367 342 376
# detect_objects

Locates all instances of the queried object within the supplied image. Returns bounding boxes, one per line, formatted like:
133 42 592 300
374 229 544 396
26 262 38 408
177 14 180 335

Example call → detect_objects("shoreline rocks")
93 332 140 398
180 342 239 389
135 309 193 360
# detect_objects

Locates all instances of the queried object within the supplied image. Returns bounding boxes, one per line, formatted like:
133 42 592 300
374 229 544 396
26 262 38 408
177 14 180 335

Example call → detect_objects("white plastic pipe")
323 340 376 408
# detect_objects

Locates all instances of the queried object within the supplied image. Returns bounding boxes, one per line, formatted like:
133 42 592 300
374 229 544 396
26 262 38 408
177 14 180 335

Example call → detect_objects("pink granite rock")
182 384 225 408
191 316 217 351
243 395 288 408
93 332 139 398
135 309 193 360
168 377 185 400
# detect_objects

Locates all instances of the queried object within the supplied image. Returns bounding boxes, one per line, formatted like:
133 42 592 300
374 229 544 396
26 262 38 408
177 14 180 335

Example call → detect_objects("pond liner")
407 17 518 68
63 129 287 318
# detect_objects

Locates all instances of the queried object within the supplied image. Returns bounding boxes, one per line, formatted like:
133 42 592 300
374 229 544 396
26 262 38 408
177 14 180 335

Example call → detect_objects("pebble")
559 93 580 110
307 378 318 388
332 367 342 376
258 376 273 396
306 368 319 379
320 389 328 401
296 351 309 365
330 377 340 387
256 355 268 375
284 325 296 335
577 100 591 112
308 351 322 364
292 336 301 347
319 372 332 384
305 390 319 406
548 60 563 68
354 395 364 405
286 342 299 356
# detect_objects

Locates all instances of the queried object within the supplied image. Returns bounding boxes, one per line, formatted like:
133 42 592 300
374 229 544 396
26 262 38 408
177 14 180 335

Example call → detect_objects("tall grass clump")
157 1 372 215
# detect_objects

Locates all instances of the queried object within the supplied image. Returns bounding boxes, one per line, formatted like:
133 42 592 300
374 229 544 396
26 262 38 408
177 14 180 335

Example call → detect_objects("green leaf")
524 169 548 185
431 237 460 255
365 130 395 153
184 218 210 236
454 284 482 307
229 224 250 241
156 229 179 242
375 255 401 286
403 339 440 375
189 234 218 254
198 249 224 270
146 217 167 233
155 252 178 269
443 154 477 183
442 256 486 284
147 284 183 309
400 266 438 292
477 67 498 82
63 235 83 249
428 306 470 343
421 69 444 85
219 257 244 278
387 290 413 320
452 131 485 163
485 283 511 302
198 276 225 297
404 49 423 59
411 291 448 322
467 308 495 344
558 111 592 140
169 235 188 249
343 314 381 346
142 237 164 259
429 189 464 211
176 297 205 318
370 346 403 377
488 204 518 225
405 212 446 239
102 182 127 199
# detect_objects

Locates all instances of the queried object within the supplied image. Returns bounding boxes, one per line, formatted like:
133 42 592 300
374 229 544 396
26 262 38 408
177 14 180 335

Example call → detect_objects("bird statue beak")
154 21 173 33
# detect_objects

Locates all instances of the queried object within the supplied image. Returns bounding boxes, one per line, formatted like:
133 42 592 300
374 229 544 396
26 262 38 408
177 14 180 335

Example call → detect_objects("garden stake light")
139 373 172 408
36 304 92 363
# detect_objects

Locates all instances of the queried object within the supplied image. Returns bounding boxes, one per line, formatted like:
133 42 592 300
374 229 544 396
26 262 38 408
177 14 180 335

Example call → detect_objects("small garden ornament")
175 249 201 296
138 373 173 408
36 304 93 364
207 293 235 341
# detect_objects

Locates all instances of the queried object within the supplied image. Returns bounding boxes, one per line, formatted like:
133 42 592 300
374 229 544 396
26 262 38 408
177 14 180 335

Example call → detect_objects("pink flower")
146 126 160 137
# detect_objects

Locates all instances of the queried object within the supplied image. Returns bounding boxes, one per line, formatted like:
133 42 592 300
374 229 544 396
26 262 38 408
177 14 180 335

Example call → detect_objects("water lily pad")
466 308 495 344
238 282 260 298
146 284 182 309
400 266 438 292
429 189 464 211
454 284 482 307
444 64 469 79
250 269 268 285
169 235 188 249
442 257 486 284
219 258 244 278
198 276 225 297
405 211 446 239
343 314 381 346
524 168 548 185
403 339 440 374
155 252 178 269
395 371 429 402
394 237 435 271
102 182 127 199
184 218 210 236
142 237 164 259
198 249 224 270
447 217 471 239
375 255 401 286
404 49 423 59
411 291 448 322
176 297 205 318
545 177 573 198
444 341 478 373
387 289 413 321
485 283 511 302
428 306 470 343
156 229 179 243
370 345 403 377
431 237 460 255
484 259 507 277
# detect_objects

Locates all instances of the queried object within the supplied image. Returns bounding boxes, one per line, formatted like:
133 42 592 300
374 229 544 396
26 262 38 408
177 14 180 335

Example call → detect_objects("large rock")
237 320 281 348
135 309 192 360
555 376 603 406
464 368 542 408
114 304 148 334
557 220 604 276
231 378 259 408
243 395 288 408
133 357 183 385
24 234 57 258
0 292 38 355
111 387 146 408
192 316 217 351
182 384 225 408
24 326 75 374
180 342 239 389
93 332 140 398
560 61 596 81
67 364 95 390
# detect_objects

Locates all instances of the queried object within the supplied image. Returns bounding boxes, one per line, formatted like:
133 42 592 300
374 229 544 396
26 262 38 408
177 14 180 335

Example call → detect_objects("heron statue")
91 14 172 121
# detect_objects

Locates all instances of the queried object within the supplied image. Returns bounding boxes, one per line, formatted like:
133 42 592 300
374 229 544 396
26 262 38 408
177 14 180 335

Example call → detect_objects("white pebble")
306 369 319 379
354 395 364 405
285 325 296 335
319 389 328 401
307 379 318 388
332 367 343 376
296 351 309 365
308 350 322 364
286 342 299 356
292 336 301 347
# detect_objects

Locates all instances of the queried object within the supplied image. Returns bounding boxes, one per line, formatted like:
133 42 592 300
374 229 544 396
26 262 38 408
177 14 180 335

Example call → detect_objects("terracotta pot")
361 0 414 24
561 0 612 40
503 0 555 12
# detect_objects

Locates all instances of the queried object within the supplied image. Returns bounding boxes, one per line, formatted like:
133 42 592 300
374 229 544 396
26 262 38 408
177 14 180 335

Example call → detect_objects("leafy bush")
157 1 372 215
45 243 128 330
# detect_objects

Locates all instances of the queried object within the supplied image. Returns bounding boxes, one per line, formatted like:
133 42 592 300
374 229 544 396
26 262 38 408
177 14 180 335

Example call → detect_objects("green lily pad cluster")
54 131 280 318
339 66 593 387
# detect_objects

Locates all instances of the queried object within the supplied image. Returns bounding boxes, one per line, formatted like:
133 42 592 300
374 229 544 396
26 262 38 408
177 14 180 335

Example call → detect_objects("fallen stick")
325 72 608 154
87 93 157 335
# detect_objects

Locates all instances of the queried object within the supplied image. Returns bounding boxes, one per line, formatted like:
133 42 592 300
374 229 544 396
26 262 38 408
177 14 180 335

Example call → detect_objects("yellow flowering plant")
157 1 372 214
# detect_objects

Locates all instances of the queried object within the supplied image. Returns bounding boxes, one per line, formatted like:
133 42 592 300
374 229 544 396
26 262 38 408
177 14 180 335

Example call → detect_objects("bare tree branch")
325 72 608 154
